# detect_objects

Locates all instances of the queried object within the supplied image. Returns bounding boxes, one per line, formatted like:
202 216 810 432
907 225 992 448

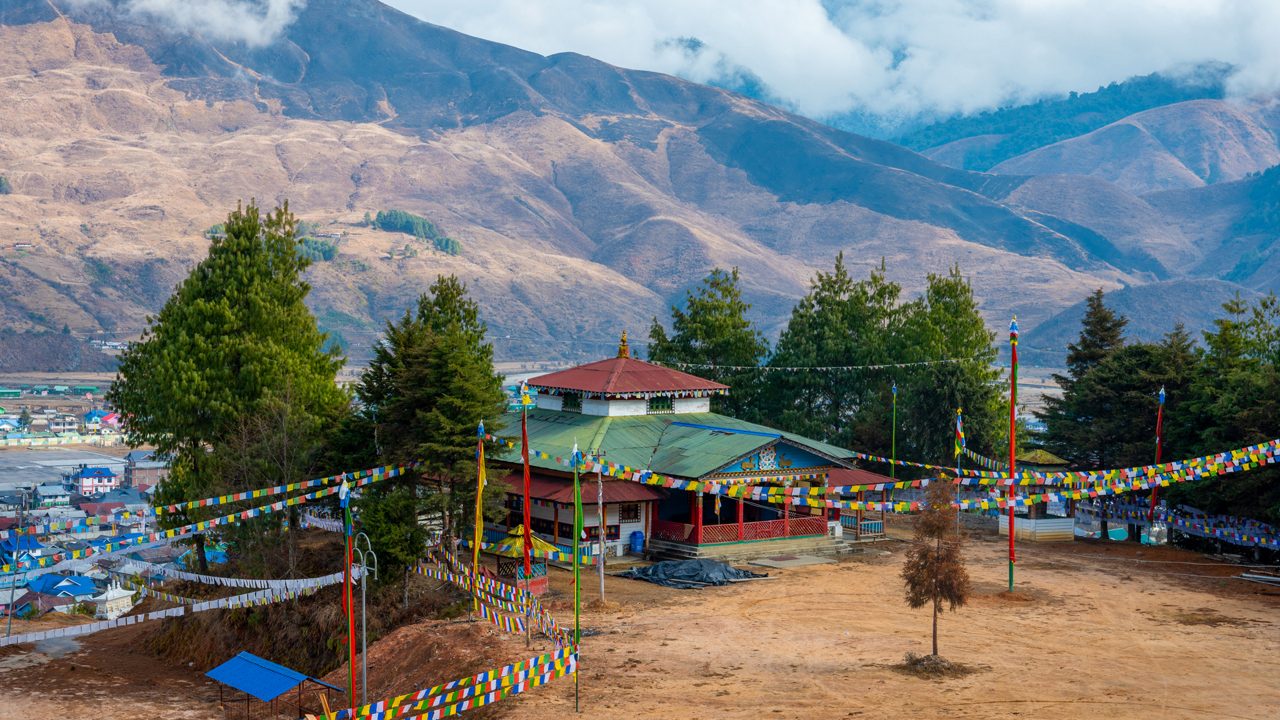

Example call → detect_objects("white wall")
535 393 563 411
523 500 648 556
581 398 647 416
673 397 711 413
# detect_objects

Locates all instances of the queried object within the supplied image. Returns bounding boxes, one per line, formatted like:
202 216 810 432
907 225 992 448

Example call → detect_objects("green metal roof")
494 409 854 480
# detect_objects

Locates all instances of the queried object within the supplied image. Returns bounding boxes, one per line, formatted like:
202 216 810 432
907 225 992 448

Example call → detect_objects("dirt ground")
1 533 1276 720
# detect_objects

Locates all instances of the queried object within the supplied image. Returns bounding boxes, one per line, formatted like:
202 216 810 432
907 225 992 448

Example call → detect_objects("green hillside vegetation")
0 175 11 194
1237 165 1280 236
297 237 337 262
373 209 461 255
1222 165 1280 283
897 66 1229 170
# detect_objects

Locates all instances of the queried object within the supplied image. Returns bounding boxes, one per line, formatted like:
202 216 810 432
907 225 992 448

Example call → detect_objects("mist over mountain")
0 0 1273 368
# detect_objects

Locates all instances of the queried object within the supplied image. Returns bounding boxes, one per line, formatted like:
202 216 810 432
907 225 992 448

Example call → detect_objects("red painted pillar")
736 498 745 541
693 492 703 545
553 503 560 546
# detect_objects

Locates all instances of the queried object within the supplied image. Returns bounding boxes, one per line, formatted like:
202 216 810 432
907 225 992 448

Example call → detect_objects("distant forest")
897 65 1230 170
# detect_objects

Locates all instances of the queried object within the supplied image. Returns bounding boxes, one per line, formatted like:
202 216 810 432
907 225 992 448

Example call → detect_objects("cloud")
70 0 307 47
386 0 1280 123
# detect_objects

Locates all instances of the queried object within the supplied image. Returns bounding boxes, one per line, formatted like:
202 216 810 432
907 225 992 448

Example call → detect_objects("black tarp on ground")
618 559 766 589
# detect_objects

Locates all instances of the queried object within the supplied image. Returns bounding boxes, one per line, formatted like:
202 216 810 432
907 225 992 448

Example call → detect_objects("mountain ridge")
0 0 1268 368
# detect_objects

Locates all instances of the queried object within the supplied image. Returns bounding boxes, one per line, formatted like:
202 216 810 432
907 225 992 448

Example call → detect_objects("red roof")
500 471 664 504
527 357 728 397
79 501 125 516
826 467 897 488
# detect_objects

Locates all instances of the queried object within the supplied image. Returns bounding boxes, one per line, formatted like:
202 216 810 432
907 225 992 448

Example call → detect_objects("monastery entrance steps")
646 535 866 562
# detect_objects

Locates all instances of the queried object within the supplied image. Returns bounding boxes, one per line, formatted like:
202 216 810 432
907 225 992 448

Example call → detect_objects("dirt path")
512 537 1280 720
1 536 1276 720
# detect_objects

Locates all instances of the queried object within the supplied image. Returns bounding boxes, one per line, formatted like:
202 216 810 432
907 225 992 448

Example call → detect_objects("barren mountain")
991 99 1280 195
1 0 1157 365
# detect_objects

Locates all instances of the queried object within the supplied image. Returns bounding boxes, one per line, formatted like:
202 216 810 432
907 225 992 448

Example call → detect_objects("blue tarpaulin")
205 651 341 702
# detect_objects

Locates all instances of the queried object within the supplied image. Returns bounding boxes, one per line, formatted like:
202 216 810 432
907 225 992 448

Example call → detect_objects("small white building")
92 583 136 620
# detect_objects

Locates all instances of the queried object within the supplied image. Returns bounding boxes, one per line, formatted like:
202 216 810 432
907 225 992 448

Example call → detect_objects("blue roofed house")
25 573 100 601
82 409 109 433
70 466 121 497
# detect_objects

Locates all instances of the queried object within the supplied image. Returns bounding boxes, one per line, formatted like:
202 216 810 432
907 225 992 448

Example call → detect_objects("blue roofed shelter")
206 651 342 718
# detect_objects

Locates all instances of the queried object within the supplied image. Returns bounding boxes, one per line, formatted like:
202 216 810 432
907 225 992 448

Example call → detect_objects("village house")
49 414 80 434
492 335 883 561
124 450 170 487
35 483 71 508
69 465 121 496
82 409 108 433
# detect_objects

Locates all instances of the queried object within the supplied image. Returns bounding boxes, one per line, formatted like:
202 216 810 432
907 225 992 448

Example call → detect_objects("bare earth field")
1 534 1276 720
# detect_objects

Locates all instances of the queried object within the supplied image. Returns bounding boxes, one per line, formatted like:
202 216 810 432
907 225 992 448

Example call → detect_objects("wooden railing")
657 516 828 545
651 518 694 542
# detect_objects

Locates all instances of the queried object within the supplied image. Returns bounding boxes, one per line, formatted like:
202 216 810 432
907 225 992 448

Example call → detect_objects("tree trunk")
932 599 939 657
194 533 209 573
403 566 410 611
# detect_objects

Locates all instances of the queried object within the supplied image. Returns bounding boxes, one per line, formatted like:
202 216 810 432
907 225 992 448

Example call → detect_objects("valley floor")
1 533 1276 720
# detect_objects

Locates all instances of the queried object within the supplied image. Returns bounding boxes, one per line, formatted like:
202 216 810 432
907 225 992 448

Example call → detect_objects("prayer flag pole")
338 480 355 714
1147 386 1166 523
472 422 487 617
885 381 896 524
520 383 533 647
955 407 964 533
1008 316 1019 591
572 441 583 713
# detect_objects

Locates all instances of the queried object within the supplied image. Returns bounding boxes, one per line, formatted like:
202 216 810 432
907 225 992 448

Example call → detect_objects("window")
506 494 524 511
584 524 622 541
561 393 582 413
618 503 641 523
646 396 673 414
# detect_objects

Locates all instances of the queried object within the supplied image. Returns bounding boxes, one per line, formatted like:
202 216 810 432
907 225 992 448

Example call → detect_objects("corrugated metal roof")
527 357 728 396
494 409 853 480
499 471 664 503
206 652 340 702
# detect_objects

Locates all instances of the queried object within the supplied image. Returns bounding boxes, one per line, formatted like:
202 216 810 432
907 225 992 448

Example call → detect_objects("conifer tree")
648 268 768 418
108 201 346 570
355 275 507 552
762 254 903 448
1039 289 1128 465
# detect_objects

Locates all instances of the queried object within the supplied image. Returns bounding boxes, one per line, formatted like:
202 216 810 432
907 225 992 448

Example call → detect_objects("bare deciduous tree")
901 478 971 657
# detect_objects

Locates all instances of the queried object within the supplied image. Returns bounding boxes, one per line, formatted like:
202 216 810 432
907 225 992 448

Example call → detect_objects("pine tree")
1039 289 1128 465
894 267 1001 463
763 254 903 448
1172 294 1280 521
355 275 507 548
107 201 347 570
901 479 970 657
1065 289 1128 380
647 268 768 418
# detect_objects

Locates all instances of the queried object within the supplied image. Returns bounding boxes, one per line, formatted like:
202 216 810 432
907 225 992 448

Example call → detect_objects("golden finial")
617 330 630 358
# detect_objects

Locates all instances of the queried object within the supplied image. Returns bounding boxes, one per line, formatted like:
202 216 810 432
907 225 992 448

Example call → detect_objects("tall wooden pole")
1147 386 1166 524
339 481 355 714
520 392 533 647
1008 317 1018 592
472 422 487 616
597 471 606 602
571 442 583 713
886 382 895 527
